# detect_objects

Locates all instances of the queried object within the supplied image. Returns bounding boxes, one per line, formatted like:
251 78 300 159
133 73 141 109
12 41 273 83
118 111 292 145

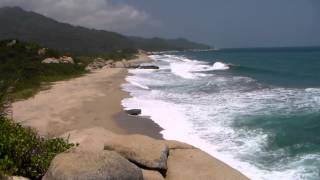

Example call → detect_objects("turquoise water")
122 47 320 179
176 48 320 88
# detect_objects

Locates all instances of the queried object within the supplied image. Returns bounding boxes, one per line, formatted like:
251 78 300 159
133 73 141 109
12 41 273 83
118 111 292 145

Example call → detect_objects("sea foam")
122 53 320 180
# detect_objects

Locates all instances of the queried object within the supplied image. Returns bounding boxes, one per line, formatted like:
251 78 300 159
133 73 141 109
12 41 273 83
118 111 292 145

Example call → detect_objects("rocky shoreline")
43 127 248 180
11 54 249 180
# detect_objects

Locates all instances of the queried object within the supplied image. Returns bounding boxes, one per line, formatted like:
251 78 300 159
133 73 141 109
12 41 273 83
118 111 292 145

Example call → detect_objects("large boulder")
104 134 169 171
166 149 248 180
43 148 143 180
142 170 164 180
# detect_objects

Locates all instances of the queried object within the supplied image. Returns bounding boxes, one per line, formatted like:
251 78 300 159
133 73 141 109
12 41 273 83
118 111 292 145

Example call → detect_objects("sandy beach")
11 55 248 180
12 55 162 138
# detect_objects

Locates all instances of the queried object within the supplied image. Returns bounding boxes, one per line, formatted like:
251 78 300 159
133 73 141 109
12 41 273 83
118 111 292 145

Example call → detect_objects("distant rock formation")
41 56 74 64
85 58 114 71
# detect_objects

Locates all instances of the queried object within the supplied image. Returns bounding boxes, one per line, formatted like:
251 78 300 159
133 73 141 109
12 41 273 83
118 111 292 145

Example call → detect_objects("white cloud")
0 0 152 33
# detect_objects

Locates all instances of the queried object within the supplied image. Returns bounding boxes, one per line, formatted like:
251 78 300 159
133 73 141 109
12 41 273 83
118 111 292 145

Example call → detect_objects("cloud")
0 0 152 33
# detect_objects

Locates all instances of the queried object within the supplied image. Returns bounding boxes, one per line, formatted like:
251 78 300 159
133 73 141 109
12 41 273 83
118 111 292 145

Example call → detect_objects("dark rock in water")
129 65 140 69
138 65 159 69
126 109 142 116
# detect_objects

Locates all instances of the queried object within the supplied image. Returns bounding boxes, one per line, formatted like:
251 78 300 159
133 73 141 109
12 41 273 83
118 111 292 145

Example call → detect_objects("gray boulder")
42 148 143 180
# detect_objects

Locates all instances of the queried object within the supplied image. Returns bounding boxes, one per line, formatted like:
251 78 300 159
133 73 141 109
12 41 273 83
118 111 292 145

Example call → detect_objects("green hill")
0 7 210 55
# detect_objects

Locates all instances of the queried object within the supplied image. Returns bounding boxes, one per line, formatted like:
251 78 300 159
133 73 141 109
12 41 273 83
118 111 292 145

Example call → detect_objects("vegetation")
0 7 210 55
0 40 80 179
0 117 73 179
0 40 86 100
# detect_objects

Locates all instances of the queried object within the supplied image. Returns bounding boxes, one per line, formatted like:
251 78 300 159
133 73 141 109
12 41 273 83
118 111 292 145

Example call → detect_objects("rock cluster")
42 56 74 64
85 58 114 71
42 127 248 180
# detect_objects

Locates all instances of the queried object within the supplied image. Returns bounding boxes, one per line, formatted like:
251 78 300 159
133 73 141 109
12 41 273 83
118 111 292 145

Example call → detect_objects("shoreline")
12 54 163 139
12 54 248 179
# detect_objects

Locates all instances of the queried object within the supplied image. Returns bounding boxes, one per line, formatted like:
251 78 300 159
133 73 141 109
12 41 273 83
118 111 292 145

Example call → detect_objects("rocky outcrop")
166 149 248 180
54 127 248 180
43 148 143 180
126 109 142 116
41 56 74 64
85 58 114 71
42 58 60 64
104 134 169 171
59 56 74 64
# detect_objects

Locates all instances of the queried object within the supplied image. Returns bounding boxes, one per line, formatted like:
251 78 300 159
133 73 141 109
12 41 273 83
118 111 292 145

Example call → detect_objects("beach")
11 54 248 180
12 55 162 139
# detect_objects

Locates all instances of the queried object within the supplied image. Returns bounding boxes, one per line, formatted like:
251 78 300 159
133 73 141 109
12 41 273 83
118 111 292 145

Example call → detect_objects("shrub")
0 117 73 179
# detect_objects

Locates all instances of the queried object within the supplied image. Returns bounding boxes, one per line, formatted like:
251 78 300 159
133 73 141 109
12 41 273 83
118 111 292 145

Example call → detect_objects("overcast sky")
1 0 319 48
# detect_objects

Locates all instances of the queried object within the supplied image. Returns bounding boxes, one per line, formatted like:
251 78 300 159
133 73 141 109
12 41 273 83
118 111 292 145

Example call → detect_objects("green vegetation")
0 117 73 179
0 7 210 55
0 40 86 100
0 40 80 179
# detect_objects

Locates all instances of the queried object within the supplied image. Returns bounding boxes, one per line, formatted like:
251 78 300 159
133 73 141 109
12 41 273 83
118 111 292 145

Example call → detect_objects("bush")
0 117 73 179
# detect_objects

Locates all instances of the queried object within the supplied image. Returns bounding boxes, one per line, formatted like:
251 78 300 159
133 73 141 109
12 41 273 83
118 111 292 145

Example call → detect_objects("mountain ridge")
0 7 210 55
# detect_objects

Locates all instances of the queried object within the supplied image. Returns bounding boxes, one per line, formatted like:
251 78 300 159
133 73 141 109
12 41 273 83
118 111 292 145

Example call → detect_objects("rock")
43 148 143 180
138 65 159 69
38 48 47 55
125 109 142 116
85 58 114 71
163 140 195 150
59 56 74 64
42 58 60 64
142 170 164 180
166 149 248 180
41 56 74 64
104 134 169 171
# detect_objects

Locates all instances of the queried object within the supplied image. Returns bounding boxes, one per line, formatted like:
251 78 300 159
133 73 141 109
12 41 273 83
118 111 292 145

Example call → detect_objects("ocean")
122 47 320 180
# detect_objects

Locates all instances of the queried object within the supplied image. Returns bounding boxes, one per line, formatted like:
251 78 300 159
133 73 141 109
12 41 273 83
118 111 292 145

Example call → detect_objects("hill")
0 7 210 55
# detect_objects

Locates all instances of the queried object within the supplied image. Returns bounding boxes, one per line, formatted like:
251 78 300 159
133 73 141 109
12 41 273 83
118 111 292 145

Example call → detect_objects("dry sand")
13 68 128 137
12 54 161 138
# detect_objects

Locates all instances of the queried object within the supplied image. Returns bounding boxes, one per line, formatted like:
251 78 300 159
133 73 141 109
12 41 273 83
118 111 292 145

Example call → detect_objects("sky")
0 0 319 48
